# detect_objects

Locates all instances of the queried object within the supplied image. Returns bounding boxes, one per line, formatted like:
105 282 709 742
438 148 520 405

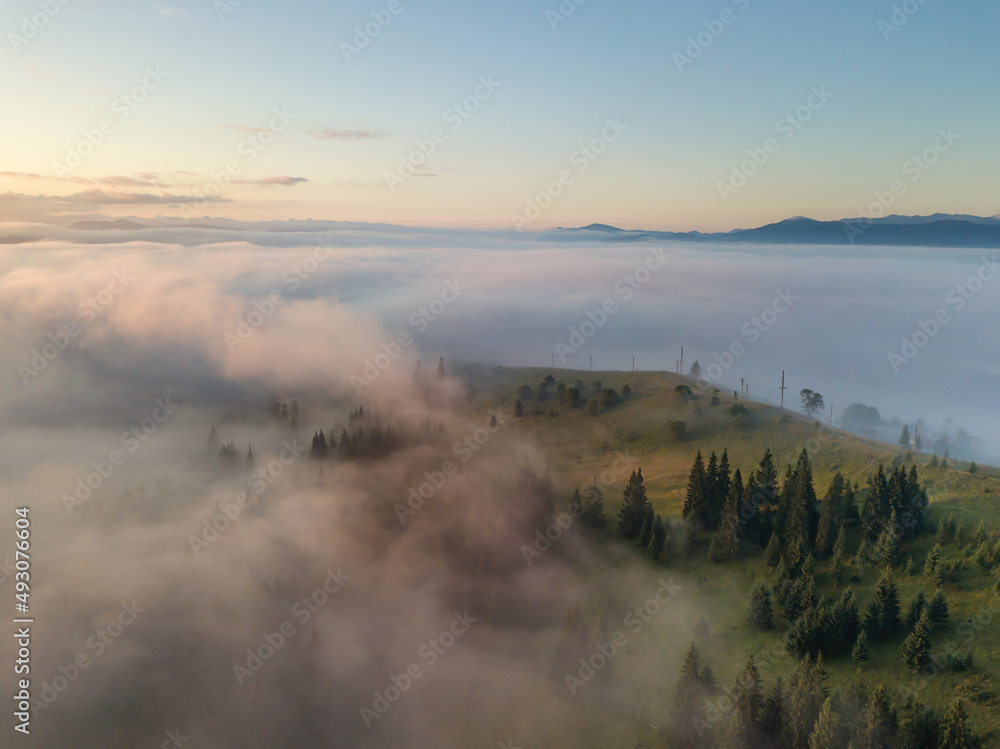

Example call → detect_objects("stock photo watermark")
350 278 467 393
717 86 833 202
510 117 628 232
887 255 998 373
385 75 501 191
554 246 671 364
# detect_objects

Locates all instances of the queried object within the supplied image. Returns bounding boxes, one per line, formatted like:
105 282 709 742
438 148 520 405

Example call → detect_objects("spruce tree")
705 451 721 529
709 469 743 563
905 591 927 631
863 573 901 641
765 532 782 569
927 590 949 626
939 698 982 748
874 517 901 570
814 473 845 557
807 698 839 749
580 478 609 530
670 644 712 747
852 631 870 664
616 469 653 541
682 452 707 532
902 610 933 670
646 515 666 561
831 588 861 655
747 583 773 630
924 543 944 589
830 550 846 588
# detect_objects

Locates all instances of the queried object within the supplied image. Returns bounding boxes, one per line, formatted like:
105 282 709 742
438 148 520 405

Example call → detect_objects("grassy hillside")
462 364 1000 746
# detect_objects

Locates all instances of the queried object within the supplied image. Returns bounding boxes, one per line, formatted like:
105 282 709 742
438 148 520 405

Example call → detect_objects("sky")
2 0 998 231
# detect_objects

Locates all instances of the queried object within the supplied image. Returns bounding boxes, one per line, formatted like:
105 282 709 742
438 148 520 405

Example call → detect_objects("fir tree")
927 590 949 626
579 478 609 531
670 644 713 747
874 516 901 569
899 425 911 448
902 611 933 670
830 549 846 588
764 532 782 569
924 543 944 589
939 699 982 748
747 583 773 631
814 473 846 557
709 469 744 563
905 591 927 631
863 573 901 641
616 469 653 541
852 630 870 664
807 698 839 749
682 452 707 532
830 588 861 655
646 515 667 561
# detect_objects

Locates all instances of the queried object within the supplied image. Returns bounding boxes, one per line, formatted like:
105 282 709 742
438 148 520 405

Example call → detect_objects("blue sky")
2 0 998 229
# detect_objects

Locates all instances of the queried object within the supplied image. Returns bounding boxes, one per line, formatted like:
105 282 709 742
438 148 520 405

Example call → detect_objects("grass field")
462 364 1000 745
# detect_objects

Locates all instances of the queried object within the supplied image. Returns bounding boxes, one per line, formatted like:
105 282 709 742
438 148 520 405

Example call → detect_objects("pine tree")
682 451 707 532
973 520 987 547
852 630 870 664
709 469 743 563
924 543 944 589
861 464 892 544
874 517 901 569
747 583 773 631
705 451 721 530
899 425 911 448
927 590 949 626
580 478 609 530
765 532 782 569
930 454 939 467
616 469 653 541
831 550 846 587
807 698 839 749
905 591 927 631
759 677 786 742
831 588 861 655
718 655 764 748
939 698 982 748
902 611 933 670
646 515 666 561
245 445 256 470
814 474 846 557
670 644 712 747
863 573 901 641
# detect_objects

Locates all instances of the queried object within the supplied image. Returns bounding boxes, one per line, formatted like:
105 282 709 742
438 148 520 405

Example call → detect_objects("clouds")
306 128 386 141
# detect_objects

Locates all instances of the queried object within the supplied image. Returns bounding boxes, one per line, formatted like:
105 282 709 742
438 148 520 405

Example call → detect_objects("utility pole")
829 405 833 427
679 347 684 375
741 377 744 396
780 371 787 409
632 355 635 372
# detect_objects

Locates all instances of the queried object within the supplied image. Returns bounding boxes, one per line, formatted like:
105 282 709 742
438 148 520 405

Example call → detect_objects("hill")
459 365 1000 746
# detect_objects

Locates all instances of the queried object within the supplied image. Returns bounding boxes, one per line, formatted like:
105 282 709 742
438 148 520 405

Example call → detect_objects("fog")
0 222 995 746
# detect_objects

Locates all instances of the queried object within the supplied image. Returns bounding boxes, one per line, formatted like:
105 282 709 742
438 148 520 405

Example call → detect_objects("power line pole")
829 405 833 427
632 355 635 372
780 371 787 409
679 347 684 375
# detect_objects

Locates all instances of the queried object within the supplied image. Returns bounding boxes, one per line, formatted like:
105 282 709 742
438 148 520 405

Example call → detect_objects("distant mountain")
552 214 1000 248
70 220 147 230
